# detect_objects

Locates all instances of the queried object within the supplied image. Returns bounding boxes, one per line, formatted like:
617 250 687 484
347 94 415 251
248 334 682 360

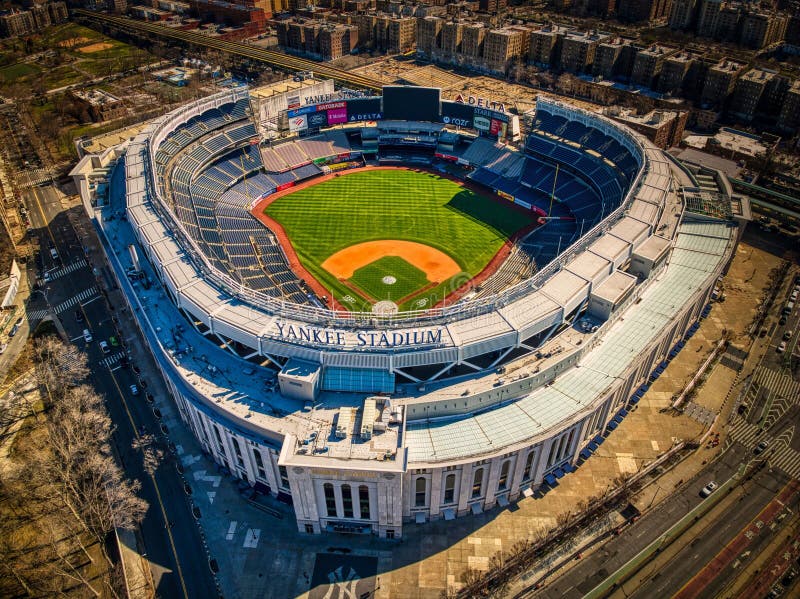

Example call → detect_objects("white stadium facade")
72 79 746 538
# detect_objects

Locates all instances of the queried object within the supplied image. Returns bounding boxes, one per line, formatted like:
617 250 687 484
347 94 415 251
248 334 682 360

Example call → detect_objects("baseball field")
262 168 537 312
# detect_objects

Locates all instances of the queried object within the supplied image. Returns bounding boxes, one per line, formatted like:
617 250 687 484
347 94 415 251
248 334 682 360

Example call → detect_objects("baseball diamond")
258 167 537 311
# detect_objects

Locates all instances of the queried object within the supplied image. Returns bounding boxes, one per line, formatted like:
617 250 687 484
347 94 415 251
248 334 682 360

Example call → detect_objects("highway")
528 442 750 599
23 186 218 599
73 9 383 93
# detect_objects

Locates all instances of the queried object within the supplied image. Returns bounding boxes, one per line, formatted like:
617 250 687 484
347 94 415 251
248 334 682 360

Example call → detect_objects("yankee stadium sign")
274 322 444 348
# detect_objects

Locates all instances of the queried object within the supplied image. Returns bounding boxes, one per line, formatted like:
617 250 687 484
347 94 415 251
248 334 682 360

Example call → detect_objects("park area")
261 168 537 311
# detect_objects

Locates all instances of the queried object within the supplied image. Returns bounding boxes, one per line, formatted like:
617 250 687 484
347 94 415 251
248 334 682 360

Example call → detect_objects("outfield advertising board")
441 101 474 128
308 111 328 128
289 114 308 132
474 116 490 131
346 97 382 122
327 107 347 125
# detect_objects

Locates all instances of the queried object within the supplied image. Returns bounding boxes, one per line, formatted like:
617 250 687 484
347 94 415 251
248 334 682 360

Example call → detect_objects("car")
99 340 110 354
777 341 787 354
83 329 92 343
754 440 769 455
0 343 7 354
779 316 788 326
700 481 718 497
43 271 51 283
49 247 59 261
9 324 19 337
75 310 84 323
109 335 119 346
785 330 794 340
130 384 139 396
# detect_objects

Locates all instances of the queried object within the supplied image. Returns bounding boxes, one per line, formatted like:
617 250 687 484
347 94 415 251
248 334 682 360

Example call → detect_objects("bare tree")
132 433 166 476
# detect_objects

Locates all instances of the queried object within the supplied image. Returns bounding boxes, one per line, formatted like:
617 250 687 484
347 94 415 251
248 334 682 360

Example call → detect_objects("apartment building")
617 0 673 24
416 15 442 55
630 44 677 88
592 37 625 80
484 25 529 73
376 15 416 53
668 0 696 30
739 11 788 49
460 22 487 62
696 0 721 37
529 24 567 68
656 51 701 96
559 30 605 74
440 20 464 59
700 59 745 109
777 79 800 133
608 108 688 148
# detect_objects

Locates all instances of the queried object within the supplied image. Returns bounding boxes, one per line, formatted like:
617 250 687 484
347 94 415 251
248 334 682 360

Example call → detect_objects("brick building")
0 9 36 37
483 25 529 73
739 11 788 49
668 0 696 29
608 108 688 148
630 44 677 88
617 0 673 23
777 79 800 133
529 24 567 68
700 59 744 110
592 37 625 80
559 30 605 74
375 15 415 53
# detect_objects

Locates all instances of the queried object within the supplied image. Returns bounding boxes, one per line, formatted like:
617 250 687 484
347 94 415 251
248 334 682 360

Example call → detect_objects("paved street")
23 184 218 599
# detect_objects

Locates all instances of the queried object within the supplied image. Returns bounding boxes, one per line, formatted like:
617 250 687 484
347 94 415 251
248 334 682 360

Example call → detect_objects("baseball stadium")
72 79 744 537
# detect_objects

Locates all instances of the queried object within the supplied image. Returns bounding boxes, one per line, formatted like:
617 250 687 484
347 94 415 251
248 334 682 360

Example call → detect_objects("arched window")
359 485 370 519
444 474 456 504
323 483 336 518
341 484 353 518
523 451 535 481
415 477 427 507
498 460 510 490
471 468 484 498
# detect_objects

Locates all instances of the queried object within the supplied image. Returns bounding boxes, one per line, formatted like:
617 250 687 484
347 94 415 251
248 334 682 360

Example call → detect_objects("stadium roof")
404 218 733 464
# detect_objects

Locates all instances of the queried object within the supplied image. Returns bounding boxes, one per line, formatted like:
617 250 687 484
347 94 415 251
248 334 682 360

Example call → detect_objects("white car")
83 329 93 343
0 343 7 354
99 340 110 354
777 341 786 354
700 481 718 497
130 384 139 396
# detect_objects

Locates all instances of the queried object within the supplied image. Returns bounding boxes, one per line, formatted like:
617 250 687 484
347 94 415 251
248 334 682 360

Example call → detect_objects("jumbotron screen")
382 86 441 122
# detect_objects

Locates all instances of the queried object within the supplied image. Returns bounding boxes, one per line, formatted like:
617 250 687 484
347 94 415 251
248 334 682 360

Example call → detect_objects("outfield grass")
349 256 430 302
265 169 536 311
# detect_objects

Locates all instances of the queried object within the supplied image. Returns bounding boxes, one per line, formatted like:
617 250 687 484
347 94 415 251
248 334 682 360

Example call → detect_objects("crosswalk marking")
728 417 800 480
28 287 100 322
100 352 125 368
54 287 99 314
47 259 88 281
753 367 800 429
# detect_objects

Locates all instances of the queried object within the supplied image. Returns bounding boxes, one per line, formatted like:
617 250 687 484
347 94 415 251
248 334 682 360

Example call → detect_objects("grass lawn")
349 256 430 302
0 62 40 84
265 169 536 311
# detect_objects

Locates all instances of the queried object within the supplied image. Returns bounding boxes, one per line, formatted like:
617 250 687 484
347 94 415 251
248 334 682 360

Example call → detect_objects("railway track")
73 9 383 92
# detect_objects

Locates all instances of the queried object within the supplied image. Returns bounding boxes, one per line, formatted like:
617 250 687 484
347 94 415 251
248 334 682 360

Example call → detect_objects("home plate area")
309 553 378 599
